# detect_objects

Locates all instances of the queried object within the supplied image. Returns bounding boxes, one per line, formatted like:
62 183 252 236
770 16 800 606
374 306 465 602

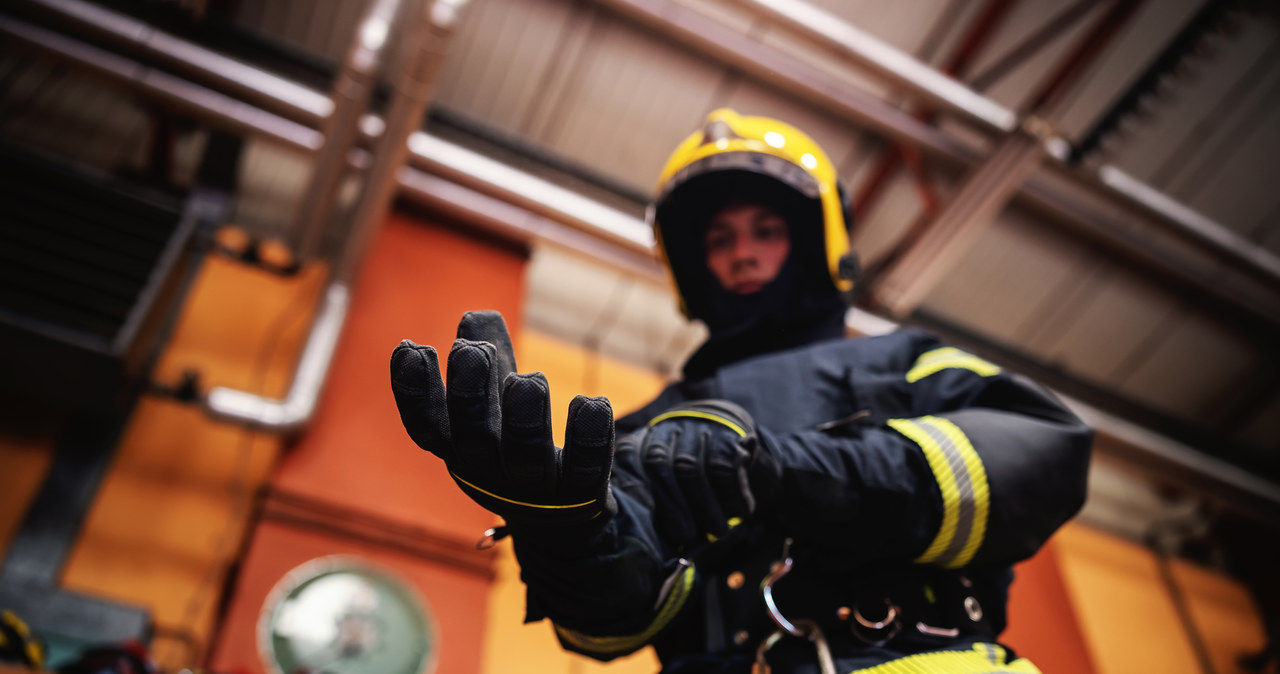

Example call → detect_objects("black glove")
390 311 616 532
622 400 779 549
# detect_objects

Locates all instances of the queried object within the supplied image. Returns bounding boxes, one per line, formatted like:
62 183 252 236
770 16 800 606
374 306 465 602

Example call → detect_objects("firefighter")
390 109 1093 673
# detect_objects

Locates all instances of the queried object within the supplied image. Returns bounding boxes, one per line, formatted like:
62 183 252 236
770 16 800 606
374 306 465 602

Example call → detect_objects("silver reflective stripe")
917 418 977 567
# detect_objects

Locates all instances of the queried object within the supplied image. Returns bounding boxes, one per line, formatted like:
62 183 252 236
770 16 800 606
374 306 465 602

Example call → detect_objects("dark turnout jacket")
515 329 1093 673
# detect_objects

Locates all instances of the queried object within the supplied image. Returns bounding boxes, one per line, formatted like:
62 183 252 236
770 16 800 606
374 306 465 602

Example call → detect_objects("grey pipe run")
15 0 1279 318
596 0 1280 296
293 0 409 262
6 6 1278 520
204 283 351 433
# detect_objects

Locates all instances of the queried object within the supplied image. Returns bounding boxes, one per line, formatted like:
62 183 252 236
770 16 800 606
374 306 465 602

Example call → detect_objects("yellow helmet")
648 109 856 326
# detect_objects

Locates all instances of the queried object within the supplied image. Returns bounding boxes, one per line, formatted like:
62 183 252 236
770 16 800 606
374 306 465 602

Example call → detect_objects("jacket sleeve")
511 435 694 661
768 336 1093 571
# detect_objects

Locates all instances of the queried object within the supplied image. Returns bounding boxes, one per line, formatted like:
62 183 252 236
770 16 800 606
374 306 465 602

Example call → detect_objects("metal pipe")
872 122 1051 314
593 0 1280 292
0 15 324 150
395 169 663 281
17 0 334 123
717 0 1018 132
405 132 655 255
1020 0 1145 117
872 0 1142 314
853 0 1017 242
204 0 472 432
204 283 351 432
334 0 471 284
294 0 407 261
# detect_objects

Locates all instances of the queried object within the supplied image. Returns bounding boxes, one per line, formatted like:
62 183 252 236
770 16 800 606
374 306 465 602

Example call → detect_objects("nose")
731 236 757 264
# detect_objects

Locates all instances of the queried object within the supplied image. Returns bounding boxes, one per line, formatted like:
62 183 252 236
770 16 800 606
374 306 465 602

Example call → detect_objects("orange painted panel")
270 213 528 543
1004 538 1098 674
208 519 490 674
1055 522 1203 674
1170 559 1269 674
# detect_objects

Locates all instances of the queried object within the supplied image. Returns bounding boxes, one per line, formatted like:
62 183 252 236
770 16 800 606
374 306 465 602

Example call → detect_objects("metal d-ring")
850 599 902 646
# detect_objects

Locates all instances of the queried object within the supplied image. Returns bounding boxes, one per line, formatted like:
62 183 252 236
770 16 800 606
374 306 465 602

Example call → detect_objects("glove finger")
561 395 615 505
447 338 503 473
500 372 556 499
705 439 755 519
674 428 729 539
389 340 451 461
642 425 698 548
456 311 516 381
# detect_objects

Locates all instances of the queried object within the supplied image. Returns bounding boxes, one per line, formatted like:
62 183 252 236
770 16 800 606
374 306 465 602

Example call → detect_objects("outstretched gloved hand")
390 310 616 533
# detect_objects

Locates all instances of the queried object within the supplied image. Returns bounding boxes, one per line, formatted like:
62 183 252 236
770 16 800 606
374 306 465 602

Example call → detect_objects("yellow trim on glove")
648 410 747 436
450 471 597 510
555 564 697 655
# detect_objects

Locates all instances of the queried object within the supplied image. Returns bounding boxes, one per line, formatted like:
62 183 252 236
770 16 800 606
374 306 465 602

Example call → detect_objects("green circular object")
259 556 437 674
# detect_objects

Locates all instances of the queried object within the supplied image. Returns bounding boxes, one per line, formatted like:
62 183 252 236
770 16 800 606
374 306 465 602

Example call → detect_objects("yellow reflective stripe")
649 410 747 436
906 347 1001 383
887 416 989 568
850 642 1042 673
555 565 696 654
890 418 961 565
930 416 990 568
450 471 596 510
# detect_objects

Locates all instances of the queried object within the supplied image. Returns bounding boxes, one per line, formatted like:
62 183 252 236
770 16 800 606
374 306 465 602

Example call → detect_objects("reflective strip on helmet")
850 642 1042 673
906 347 1001 383
554 564 697 655
658 150 821 204
887 416 990 569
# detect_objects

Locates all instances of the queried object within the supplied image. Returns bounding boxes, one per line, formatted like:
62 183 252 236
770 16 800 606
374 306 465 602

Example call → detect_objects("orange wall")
209 519 491 674
1004 539 1098 673
211 212 528 672
1055 522 1270 674
56 254 328 665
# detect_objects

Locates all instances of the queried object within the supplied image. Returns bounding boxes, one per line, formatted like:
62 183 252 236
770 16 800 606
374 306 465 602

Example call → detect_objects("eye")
706 227 734 252
753 218 787 241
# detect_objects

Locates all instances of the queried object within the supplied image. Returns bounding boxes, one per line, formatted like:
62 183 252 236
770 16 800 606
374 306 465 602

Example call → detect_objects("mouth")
731 280 765 294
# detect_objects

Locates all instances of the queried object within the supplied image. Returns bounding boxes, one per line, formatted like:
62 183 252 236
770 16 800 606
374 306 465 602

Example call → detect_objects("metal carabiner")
760 538 804 637
754 538 837 674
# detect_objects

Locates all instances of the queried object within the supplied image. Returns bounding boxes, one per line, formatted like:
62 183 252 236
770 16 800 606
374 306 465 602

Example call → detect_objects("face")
704 202 791 294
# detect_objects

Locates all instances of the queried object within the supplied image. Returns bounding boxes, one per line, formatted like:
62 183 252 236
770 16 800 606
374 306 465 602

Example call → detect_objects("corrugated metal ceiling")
3 0 1278 481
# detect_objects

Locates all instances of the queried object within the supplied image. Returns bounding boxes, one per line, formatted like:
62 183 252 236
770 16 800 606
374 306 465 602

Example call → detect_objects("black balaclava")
655 170 848 379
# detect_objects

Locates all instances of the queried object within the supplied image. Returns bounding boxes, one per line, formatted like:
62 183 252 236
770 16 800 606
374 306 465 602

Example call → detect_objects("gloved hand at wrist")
623 399 780 550
390 311 617 535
